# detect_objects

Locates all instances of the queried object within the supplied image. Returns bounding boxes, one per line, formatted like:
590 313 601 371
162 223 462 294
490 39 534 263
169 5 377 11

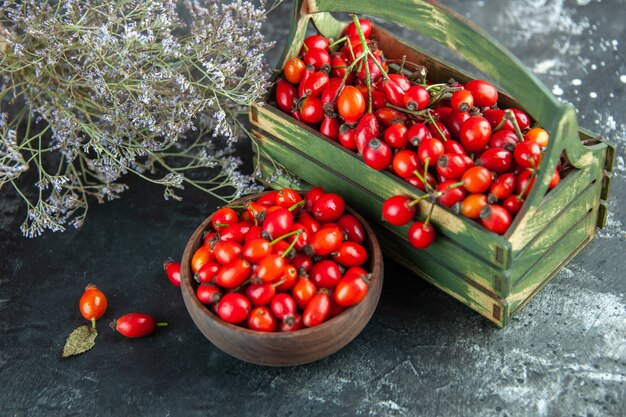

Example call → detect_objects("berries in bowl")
180 187 383 366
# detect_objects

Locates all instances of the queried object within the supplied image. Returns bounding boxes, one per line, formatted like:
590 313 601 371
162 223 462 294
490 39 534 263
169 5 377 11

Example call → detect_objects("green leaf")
62 325 98 358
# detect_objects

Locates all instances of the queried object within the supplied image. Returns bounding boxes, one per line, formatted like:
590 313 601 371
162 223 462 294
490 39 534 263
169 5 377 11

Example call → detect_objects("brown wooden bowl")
180 191 383 366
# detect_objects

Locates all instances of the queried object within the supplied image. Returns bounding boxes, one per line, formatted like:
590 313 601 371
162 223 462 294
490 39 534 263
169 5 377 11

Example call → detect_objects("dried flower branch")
0 0 277 237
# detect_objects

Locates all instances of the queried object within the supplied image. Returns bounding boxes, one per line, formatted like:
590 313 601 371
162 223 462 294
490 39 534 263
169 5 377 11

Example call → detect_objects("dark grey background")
1 1 624 416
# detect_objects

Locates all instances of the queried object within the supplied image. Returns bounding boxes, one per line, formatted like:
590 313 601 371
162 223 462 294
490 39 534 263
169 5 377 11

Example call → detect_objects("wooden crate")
250 0 615 326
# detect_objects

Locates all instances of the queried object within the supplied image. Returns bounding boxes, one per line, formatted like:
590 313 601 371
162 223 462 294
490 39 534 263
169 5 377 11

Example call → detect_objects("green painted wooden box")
249 0 615 326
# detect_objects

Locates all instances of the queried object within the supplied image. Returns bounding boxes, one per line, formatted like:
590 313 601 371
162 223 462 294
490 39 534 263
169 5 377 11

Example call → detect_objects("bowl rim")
180 190 384 339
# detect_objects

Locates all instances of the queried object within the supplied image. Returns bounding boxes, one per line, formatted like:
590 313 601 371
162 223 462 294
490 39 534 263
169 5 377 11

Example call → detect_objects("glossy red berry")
196 284 222 305
304 186 325 212
450 89 474 112
363 138 393 171
303 34 330 50
246 283 276 307
292 275 317 310
464 80 498 107
344 19 373 39
195 261 221 285
312 193 346 222
392 149 421 179
461 166 493 194
382 195 415 226
256 254 286 283
306 226 343 256
279 313 304 332
480 204 512 235
331 241 369 268
212 207 238 232
113 313 165 338
213 241 242 265
503 195 524 215
275 79 297 113
262 207 293 240
336 214 365 244
215 258 251 289
407 221 436 249
436 180 467 207
247 306 278 332
337 86 366 123
309 259 342 289
514 140 542 169
436 153 467 180
270 293 297 321
299 96 325 123
477 147 513 174
460 116 492 153
407 123 431 146
489 173 516 202
383 123 409 149
303 48 331 72
417 138 445 167
163 261 181 287
403 85 430 111
334 268 370 306
303 292 331 327
216 293 251 324
79 284 108 322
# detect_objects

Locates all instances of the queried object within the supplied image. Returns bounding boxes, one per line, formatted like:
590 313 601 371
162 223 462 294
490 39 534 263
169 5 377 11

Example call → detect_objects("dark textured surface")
1 1 624 416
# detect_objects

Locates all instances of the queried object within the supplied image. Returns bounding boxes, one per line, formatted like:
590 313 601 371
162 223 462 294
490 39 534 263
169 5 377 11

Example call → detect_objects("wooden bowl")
180 192 384 366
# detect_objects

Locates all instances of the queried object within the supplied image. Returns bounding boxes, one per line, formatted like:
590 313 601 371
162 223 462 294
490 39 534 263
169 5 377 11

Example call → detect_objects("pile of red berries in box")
274 16 563 248
176 187 372 332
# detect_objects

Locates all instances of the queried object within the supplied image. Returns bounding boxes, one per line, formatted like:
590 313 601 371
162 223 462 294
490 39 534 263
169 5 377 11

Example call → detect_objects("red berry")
247 306 278 332
336 214 365 244
460 116 491 153
113 313 165 338
464 80 498 107
163 261 181 287
309 259 342 289
382 195 415 226
334 268 370 306
312 193 346 222
407 221 436 249
79 284 108 322
480 204 512 235
270 293 297 321
363 138 393 170
196 284 222 305
217 293 251 324
303 292 331 327
403 85 430 111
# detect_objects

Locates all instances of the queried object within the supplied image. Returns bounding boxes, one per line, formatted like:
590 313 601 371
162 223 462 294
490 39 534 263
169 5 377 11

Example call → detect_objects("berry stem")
385 103 428 117
91 317 96 329
408 194 430 207
157 322 168 327
351 15 374 113
504 109 525 142
517 170 538 199
280 230 303 258
447 181 465 189
425 110 447 142
271 278 287 288
232 279 251 292
423 200 436 227
270 229 303 246
287 200 305 212
327 36 348 49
